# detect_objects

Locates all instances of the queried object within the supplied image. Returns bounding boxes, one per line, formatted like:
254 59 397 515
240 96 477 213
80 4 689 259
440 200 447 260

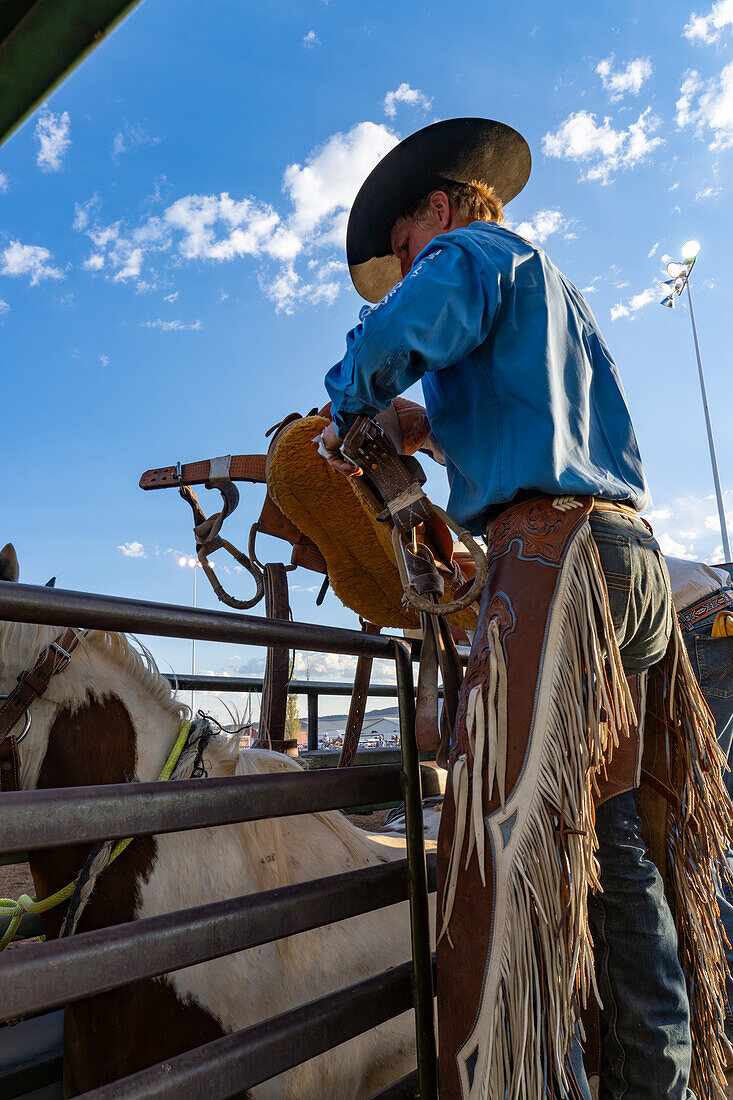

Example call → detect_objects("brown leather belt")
591 497 639 517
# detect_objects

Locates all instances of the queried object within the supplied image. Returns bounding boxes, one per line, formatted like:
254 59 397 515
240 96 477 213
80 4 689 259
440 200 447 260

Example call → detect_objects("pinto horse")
0 544 426 1098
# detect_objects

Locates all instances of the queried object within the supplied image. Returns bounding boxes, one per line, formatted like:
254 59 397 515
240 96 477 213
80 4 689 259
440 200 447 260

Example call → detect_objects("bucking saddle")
140 399 487 766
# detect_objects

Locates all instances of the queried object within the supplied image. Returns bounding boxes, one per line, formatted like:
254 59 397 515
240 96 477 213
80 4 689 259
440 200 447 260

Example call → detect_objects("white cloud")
0 240 64 285
117 541 146 558
0 171 8 194
684 0 733 43
282 121 398 248
542 107 663 183
695 184 722 199
676 63 733 148
261 261 341 314
165 193 281 261
99 354 110 366
142 317 202 332
596 56 652 99
163 290 179 303
611 282 660 320
383 83 433 119
509 208 574 244
111 120 159 160
0 299 8 314
643 491 733 564
75 121 398 310
34 108 71 172
302 30 320 47
648 241 659 257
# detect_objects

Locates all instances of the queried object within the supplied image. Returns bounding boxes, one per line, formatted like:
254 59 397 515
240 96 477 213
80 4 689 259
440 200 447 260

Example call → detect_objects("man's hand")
395 404 432 456
315 421 362 477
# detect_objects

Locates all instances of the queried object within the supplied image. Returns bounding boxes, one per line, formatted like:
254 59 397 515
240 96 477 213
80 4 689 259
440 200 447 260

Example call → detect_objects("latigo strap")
139 454 268 490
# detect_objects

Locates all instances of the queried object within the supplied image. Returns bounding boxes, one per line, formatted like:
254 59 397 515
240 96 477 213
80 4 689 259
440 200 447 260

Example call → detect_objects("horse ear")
45 576 56 588
0 543 19 583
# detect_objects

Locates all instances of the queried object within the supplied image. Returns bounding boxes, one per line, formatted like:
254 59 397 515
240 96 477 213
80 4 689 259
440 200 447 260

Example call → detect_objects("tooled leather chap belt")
677 587 733 631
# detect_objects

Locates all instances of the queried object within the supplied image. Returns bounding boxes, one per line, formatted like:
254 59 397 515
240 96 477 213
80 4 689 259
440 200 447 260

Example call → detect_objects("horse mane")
0 620 185 722
81 631 187 721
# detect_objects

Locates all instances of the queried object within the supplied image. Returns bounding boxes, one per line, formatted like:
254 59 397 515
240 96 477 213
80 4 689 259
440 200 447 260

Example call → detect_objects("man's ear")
429 190 452 229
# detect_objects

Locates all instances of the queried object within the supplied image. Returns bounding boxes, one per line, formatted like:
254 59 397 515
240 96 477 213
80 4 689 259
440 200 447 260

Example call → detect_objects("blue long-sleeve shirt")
325 221 651 534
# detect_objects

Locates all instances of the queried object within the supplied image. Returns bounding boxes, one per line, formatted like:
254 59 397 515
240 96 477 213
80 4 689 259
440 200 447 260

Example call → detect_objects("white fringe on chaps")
436 494 732 1100
439 517 632 1100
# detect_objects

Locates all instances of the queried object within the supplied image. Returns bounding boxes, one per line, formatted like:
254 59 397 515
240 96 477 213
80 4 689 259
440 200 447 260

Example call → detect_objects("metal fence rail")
0 765 403 854
0 580 438 1099
81 962 417 1100
0 857 437 1022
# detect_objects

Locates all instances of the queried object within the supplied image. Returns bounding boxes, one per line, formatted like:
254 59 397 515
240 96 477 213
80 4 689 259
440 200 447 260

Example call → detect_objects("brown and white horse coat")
0 547 423 1098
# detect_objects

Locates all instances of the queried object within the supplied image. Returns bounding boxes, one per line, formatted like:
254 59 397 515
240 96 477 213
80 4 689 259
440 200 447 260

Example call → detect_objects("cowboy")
319 118 728 1100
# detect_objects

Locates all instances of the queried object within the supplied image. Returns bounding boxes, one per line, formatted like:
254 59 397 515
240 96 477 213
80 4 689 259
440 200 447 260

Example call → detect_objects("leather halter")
0 626 82 793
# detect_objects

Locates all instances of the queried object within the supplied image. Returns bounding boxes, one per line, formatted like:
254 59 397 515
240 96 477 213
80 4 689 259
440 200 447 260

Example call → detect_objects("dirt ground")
346 808 389 831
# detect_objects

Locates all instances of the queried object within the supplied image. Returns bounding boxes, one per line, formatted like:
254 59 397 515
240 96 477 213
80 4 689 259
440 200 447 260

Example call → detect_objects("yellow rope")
0 720 193 951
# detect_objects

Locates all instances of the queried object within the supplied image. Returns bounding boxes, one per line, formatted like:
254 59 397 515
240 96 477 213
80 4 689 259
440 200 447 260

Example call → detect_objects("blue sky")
2 0 732 715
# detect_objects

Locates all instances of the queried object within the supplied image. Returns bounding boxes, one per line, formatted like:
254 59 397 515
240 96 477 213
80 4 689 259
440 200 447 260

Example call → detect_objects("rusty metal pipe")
78 962 417 1098
0 765 403 854
0 858 436 1023
0 581 392 657
394 639 438 1100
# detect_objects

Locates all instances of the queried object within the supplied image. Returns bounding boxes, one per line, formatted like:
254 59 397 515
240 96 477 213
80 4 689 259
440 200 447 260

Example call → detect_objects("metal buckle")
0 696 31 743
50 642 72 674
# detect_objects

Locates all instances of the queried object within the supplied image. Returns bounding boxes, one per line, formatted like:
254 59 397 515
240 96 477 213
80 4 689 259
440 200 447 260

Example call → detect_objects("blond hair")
406 179 504 228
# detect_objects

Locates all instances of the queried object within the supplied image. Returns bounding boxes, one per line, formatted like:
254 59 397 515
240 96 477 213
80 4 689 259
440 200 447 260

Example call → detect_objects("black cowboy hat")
347 117 531 302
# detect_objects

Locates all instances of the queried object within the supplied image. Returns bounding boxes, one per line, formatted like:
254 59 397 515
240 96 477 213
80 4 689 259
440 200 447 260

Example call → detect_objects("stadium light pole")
178 555 200 712
660 241 731 562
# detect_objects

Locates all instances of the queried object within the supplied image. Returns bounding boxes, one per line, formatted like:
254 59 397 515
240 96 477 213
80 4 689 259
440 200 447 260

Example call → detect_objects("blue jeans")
679 592 733 1038
573 511 693 1099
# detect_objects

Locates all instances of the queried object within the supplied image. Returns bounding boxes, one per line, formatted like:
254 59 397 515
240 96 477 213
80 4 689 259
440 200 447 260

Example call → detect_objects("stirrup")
177 472 265 610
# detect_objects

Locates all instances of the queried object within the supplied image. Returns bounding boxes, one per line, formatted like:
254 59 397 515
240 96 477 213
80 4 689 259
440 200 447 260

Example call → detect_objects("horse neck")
21 638 182 933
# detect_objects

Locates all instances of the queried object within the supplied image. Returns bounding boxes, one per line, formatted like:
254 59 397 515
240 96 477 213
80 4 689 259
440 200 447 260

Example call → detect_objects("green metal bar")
393 639 438 1100
0 0 145 146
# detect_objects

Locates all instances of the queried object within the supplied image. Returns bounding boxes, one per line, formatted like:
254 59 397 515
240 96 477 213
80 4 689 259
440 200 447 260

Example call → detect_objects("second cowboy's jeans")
578 510 694 1100
678 589 733 1039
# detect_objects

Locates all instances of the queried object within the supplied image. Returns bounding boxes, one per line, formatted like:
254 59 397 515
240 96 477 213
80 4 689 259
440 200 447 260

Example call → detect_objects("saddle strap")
340 417 434 533
415 612 464 758
257 564 293 752
139 454 268 490
338 622 381 768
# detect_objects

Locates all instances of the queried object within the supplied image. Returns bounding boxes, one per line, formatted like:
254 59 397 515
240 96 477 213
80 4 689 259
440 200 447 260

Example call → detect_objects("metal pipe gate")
0 580 438 1100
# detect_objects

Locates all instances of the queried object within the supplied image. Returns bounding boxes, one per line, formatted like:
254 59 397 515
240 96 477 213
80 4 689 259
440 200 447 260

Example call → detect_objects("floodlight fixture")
660 241 730 560
681 240 701 261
